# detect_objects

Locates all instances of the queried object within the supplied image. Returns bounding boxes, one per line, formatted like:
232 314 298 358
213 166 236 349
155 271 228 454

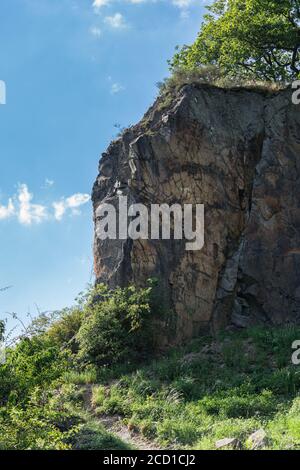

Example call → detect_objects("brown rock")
92 84 300 347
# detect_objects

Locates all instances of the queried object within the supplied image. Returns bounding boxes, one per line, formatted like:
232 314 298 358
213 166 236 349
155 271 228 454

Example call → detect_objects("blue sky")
0 0 208 331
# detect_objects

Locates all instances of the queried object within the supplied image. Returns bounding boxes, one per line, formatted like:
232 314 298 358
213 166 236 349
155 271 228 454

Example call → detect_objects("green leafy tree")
171 0 300 81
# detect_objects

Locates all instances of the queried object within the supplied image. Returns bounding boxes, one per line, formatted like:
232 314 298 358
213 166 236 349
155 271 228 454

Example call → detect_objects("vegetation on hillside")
0 284 156 450
90 326 300 450
1 283 300 450
170 0 300 82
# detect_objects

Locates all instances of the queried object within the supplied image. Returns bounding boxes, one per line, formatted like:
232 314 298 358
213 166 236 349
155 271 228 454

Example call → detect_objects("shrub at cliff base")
76 283 155 367
0 283 151 449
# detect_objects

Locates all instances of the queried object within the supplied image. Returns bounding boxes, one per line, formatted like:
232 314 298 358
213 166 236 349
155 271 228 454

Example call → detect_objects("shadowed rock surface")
92 84 300 346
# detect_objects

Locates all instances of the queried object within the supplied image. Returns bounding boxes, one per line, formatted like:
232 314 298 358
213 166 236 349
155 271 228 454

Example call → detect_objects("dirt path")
83 385 160 450
100 414 159 450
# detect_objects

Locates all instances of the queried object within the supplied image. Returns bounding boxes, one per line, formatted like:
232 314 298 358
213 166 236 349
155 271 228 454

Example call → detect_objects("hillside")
2 305 300 450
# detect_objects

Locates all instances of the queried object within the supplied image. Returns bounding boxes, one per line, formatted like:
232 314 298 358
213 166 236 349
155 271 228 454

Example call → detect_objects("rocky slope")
92 84 300 345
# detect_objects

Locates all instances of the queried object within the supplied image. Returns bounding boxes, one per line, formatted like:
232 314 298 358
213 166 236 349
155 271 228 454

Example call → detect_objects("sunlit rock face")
92 84 300 346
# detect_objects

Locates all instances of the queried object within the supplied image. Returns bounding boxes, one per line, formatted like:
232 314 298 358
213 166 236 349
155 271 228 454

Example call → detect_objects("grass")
86 325 300 450
71 418 132 450
46 382 132 450
63 368 97 385
157 66 285 97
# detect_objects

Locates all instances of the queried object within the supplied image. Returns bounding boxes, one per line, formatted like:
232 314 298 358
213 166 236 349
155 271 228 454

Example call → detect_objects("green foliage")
3 282 300 450
0 283 159 449
0 406 73 450
199 389 274 418
46 307 83 353
63 368 97 385
71 420 131 450
171 0 300 82
77 283 155 367
0 339 68 407
95 326 300 449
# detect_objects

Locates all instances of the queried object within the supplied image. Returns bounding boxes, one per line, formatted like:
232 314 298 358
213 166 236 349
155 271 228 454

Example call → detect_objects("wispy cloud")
172 0 193 7
92 0 196 23
44 178 55 188
104 12 127 29
53 193 91 221
93 0 111 11
172 0 194 18
0 184 91 226
0 199 15 221
110 82 125 94
90 26 102 37
92 0 195 10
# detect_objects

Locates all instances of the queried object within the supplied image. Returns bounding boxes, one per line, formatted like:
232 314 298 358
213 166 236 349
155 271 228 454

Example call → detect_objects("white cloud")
67 193 91 208
172 0 193 7
0 185 90 225
110 82 125 94
53 193 91 221
52 201 66 221
104 12 127 28
91 0 196 21
93 0 111 10
18 184 47 225
171 0 194 18
92 0 194 10
0 199 15 220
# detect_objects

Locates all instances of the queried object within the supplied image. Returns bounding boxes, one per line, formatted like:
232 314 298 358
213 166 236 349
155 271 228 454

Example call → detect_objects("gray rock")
215 437 241 449
248 429 267 449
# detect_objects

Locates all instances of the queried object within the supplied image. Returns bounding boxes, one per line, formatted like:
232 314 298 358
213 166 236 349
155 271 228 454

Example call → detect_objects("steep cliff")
92 84 300 345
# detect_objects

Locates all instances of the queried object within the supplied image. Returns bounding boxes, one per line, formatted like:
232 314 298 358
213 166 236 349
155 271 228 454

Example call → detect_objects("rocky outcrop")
92 84 300 346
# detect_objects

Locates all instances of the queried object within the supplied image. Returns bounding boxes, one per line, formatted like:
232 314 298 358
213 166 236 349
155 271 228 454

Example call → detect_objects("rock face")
92 84 300 346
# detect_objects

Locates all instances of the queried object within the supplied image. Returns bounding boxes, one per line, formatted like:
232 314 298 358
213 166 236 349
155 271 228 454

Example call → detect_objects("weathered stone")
92 84 300 346
215 437 241 449
248 429 267 449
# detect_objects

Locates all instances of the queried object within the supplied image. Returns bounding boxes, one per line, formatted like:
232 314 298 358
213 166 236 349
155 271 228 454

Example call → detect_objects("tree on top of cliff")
170 0 300 82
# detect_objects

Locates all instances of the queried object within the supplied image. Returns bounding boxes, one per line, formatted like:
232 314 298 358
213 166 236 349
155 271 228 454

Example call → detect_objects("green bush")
46 307 83 353
0 406 73 450
3 336 71 405
77 284 155 367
